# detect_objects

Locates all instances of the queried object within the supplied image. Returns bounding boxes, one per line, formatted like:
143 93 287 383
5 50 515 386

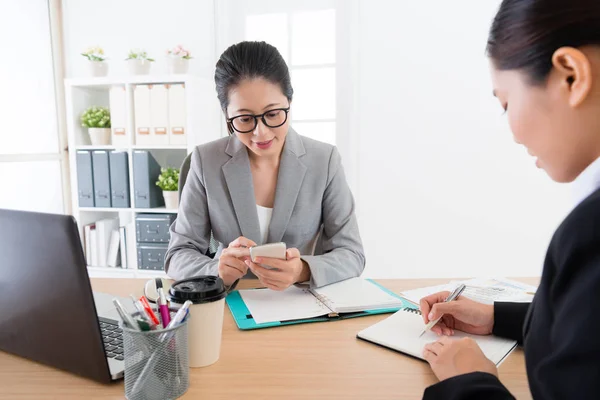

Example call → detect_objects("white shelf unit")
65 75 222 278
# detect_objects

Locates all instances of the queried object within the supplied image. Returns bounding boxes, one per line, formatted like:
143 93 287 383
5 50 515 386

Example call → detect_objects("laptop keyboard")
99 320 124 361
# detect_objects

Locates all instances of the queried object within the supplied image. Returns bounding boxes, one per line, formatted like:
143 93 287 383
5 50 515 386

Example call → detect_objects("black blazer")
424 187 600 400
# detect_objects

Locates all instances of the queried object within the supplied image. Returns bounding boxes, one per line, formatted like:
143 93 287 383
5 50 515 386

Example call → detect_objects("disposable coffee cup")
168 276 227 368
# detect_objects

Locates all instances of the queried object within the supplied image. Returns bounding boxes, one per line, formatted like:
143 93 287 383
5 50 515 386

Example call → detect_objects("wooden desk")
0 278 536 399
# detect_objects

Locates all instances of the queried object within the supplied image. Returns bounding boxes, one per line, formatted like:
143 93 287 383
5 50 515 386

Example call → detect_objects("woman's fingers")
259 278 287 291
228 236 257 249
222 246 251 259
430 320 451 336
220 255 248 274
419 291 451 323
424 340 445 356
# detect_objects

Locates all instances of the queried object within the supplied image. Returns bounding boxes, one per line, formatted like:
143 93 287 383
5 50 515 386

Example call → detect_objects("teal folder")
226 279 418 330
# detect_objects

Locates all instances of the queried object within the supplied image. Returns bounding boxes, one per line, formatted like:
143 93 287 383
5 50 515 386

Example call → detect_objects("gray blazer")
165 128 365 288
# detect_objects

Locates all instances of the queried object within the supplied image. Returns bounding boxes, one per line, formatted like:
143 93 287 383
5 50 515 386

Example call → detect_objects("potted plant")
126 49 154 75
81 46 108 77
166 45 192 74
81 106 111 145
156 167 180 209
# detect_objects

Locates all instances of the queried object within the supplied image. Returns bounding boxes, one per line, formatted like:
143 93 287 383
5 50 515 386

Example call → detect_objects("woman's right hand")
419 291 495 336
218 236 257 286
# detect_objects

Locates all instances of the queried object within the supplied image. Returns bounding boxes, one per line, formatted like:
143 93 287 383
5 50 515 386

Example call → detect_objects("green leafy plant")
156 167 180 191
126 49 154 62
80 106 111 128
81 46 106 62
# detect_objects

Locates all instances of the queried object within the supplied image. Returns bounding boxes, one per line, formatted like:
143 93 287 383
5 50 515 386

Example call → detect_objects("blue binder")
132 150 164 208
109 151 130 208
76 151 95 207
92 150 111 207
226 280 418 330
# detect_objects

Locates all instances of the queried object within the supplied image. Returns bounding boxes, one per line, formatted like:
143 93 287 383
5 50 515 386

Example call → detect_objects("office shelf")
66 75 222 278
134 207 178 214
75 145 117 150
79 207 130 213
131 144 188 150
87 266 168 279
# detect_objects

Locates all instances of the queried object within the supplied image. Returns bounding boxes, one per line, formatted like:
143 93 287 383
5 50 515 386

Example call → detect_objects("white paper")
311 277 404 313
400 277 537 305
358 309 517 365
239 286 331 324
453 278 537 304
400 283 451 306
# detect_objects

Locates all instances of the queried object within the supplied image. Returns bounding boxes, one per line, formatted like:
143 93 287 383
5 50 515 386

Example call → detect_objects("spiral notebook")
226 278 416 330
357 307 517 365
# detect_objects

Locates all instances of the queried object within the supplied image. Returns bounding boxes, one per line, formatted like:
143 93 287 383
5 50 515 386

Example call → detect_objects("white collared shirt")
571 156 600 206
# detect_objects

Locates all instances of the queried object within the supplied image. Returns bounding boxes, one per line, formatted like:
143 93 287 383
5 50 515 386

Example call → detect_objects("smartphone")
250 242 287 270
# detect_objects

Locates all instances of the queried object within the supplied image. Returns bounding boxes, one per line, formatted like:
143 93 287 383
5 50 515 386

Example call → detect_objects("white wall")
355 1 572 279
61 0 216 80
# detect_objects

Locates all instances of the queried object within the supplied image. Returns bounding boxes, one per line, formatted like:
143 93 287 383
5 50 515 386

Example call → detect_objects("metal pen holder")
122 311 189 400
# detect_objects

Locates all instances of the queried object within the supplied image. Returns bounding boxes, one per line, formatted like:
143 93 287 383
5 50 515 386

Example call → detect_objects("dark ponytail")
214 41 293 111
487 0 600 84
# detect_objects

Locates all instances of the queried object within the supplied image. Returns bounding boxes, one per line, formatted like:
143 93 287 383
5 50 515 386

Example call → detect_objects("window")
218 1 338 145
0 0 67 214
245 8 336 145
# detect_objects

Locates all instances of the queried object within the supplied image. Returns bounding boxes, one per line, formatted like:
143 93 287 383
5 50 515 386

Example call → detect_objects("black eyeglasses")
227 107 290 134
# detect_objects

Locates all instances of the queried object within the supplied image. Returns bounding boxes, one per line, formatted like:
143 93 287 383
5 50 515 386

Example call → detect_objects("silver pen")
419 283 466 337
113 298 140 331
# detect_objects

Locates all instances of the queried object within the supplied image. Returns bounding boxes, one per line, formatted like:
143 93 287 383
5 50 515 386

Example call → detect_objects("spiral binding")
402 307 422 315
305 289 337 315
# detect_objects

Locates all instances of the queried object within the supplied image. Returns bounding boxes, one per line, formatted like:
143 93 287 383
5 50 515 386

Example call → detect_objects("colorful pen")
132 300 193 394
157 287 171 328
166 300 192 329
139 295 161 326
112 298 141 331
130 295 157 329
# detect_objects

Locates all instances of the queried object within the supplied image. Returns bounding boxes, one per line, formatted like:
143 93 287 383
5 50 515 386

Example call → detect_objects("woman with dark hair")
419 0 600 398
165 41 365 290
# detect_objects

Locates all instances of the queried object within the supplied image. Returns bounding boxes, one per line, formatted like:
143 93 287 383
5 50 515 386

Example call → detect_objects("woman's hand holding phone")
245 245 311 291
218 236 256 286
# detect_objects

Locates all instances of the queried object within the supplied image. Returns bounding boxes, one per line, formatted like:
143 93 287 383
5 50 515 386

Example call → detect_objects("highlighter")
157 287 171 328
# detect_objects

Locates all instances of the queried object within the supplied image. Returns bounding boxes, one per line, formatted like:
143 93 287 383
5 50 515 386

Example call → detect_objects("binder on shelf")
89 224 98 267
133 150 164 208
125 222 137 269
109 151 130 208
83 223 95 265
119 226 128 269
106 229 121 268
76 150 95 207
149 84 170 146
134 84 151 145
109 85 128 147
91 150 111 208
168 84 187 145
96 218 119 267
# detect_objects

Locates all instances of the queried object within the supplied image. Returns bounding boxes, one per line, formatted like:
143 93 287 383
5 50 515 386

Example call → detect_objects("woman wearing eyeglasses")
165 41 365 290
418 0 600 398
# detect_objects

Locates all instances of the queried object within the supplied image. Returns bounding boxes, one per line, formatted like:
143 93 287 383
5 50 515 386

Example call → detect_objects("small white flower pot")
163 191 179 209
128 59 152 75
88 61 108 77
167 57 189 74
88 128 111 145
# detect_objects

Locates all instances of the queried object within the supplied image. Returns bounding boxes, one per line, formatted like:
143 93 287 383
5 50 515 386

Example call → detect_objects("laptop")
0 208 133 383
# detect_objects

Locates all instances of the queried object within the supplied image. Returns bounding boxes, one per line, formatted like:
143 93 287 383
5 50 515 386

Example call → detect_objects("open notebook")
226 278 414 330
357 307 517 365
